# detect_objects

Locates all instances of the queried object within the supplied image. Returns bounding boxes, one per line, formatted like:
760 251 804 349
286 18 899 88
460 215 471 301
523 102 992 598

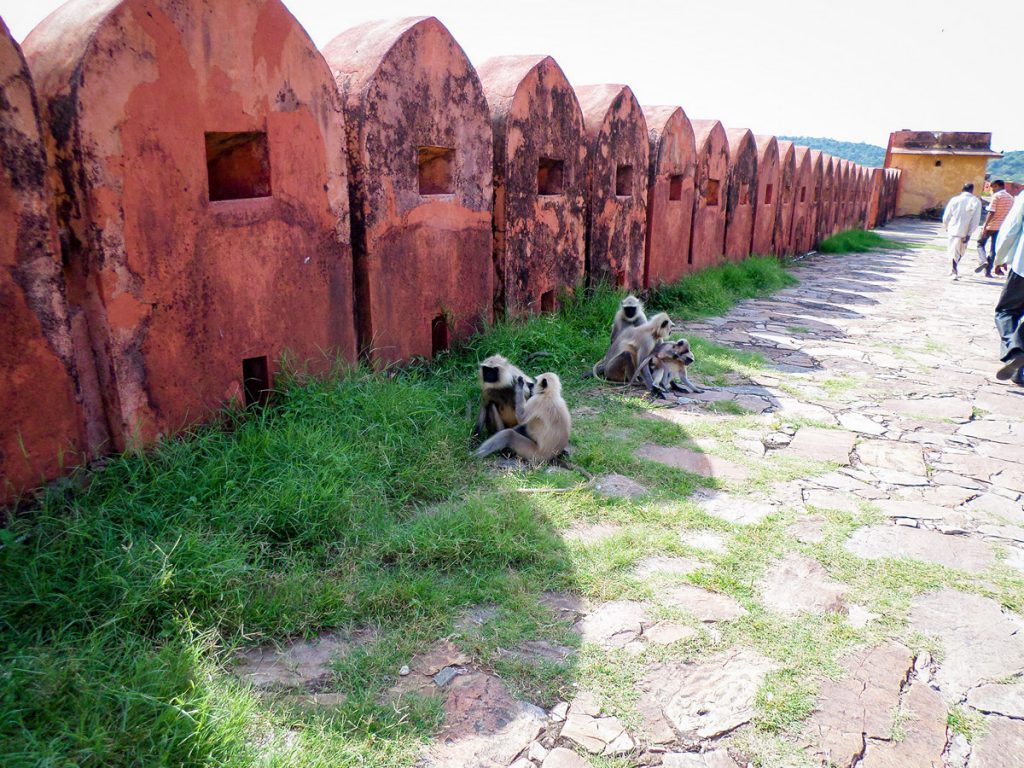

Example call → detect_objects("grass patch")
647 256 798 320
817 229 910 254
0 257 797 766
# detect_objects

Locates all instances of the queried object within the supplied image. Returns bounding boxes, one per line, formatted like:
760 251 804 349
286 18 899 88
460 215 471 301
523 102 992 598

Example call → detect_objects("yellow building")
884 131 1002 217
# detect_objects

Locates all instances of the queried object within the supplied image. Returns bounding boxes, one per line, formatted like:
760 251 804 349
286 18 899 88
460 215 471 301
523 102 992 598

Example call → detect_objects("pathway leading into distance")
237 220 1024 768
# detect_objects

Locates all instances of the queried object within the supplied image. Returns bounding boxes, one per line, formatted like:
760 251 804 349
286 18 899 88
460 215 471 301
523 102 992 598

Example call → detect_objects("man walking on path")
943 183 981 280
976 180 1014 278
993 191 1024 384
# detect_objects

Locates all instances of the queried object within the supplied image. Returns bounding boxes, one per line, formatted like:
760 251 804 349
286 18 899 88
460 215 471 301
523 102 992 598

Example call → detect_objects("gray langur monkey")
593 312 673 392
475 373 571 463
475 355 535 438
610 295 647 342
633 338 704 397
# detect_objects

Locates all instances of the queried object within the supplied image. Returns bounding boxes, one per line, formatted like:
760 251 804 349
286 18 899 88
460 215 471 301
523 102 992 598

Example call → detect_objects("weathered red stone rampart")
774 141 797 256
642 106 696 287
577 84 649 288
24 0 356 456
2 8 897 504
325 17 491 365
0 17 86 502
479 55 586 315
752 136 780 256
724 128 757 262
690 119 729 269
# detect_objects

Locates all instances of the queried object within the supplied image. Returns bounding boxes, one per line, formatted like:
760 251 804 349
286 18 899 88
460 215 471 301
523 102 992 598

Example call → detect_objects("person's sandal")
997 353 1024 381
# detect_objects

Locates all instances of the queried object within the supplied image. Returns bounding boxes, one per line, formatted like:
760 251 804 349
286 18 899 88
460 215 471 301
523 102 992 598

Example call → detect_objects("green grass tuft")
817 229 910 254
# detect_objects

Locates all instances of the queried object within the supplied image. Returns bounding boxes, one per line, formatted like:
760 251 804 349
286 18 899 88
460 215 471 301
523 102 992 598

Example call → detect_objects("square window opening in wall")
668 174 684 201
540 290 556 313
935 160 942 167
418 146 455 195
538 158 565 195
205 131 272 202
615 164 633 197
705 179 720 207
431 315 450 357
242 356 271 408
764 183 774 205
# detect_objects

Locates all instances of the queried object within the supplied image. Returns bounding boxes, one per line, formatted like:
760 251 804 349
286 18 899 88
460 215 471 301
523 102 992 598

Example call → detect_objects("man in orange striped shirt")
976 180 1015 277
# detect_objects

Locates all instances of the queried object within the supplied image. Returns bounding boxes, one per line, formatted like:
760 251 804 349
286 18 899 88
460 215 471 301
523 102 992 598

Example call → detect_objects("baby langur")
610 295 647 342
593 312 673 392
475 355 535 438
636 338 704 397
475 373 571 463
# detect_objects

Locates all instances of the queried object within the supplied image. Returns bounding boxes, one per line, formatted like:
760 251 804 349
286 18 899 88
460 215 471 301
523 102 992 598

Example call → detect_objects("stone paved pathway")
235 221 1024 767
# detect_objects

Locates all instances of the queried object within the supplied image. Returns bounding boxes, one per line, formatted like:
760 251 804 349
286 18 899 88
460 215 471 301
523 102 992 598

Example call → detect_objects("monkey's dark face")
481 365 500 384
672 341 695 366
623 305 638 319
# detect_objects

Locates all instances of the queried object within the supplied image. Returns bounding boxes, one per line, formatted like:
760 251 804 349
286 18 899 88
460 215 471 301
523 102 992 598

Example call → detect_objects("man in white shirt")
994 191 1024 384
942 183 982 280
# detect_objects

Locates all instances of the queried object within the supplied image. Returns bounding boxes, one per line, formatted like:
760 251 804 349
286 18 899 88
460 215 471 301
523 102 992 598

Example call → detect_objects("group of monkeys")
473 295 702 464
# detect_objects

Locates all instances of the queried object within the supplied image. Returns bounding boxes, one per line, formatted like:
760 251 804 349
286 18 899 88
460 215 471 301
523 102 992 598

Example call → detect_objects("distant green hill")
777 136 886 167
990 151 1024 183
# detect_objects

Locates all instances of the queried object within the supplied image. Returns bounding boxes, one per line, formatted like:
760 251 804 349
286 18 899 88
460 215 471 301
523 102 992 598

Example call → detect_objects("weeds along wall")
0 4 899 505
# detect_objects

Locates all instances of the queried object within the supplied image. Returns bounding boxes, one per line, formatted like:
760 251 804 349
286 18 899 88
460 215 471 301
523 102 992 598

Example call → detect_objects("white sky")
4 0 1022 151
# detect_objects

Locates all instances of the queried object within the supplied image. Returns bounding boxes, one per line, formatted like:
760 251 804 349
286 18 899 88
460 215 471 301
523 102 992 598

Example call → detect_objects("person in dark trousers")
993 191 1024 385
976 180 1014 277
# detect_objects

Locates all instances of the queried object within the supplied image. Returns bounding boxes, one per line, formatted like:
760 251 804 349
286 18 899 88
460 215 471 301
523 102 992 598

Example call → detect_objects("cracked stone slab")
591 473 649 499
759 554 848 615
958 420 1024 446
559 697 634 755
498 640 575 666
697 492 775 525
968 716 1024 767
542 748 593 768
234 628 376 690
786 427 857 465
803 642 914 767
856 440 927 475
882 397 974 422
838 412 887 436
639 650 774 739
635 444 750 482
661 583 747 622
661 750 742 767
573 600 648 647
642 621 698 645
909 589 1024 701
876 499 952 521
859 680 948 767
787 516 827 544
962 492 1024 524
802 488 862 512
844 525 995 573
423 672 546 768
540 592 587 623
967 683 1024 718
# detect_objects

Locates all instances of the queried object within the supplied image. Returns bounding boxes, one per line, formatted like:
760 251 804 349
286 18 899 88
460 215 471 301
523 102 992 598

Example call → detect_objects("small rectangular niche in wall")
242 356 271 408
615 269 627 287
764 183 774 205
205 131 272 202
418 146 455 195
615 165 633 197
740 185 750 205
669 174 684 201
705 179 720 207
431 315 450 357
540 290 556 313
538 158 565 195
800 186 807 204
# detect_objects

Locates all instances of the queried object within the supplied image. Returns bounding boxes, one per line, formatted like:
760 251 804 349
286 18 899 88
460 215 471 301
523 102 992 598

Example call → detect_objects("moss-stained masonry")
479 55 587 316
